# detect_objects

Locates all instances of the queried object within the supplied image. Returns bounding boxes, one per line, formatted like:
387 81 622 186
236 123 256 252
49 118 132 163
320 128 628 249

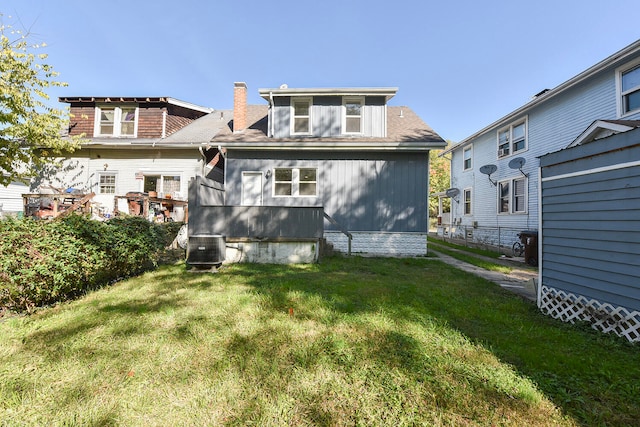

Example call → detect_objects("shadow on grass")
220 256 640 426
11 257 640 426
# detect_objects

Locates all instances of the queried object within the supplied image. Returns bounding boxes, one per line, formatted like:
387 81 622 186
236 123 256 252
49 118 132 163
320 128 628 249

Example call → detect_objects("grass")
1 257 639 426
428 236 504 259
428 238 513 274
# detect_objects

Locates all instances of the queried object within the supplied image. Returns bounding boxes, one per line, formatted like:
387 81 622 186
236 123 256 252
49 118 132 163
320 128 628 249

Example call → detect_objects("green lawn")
1 257 638 426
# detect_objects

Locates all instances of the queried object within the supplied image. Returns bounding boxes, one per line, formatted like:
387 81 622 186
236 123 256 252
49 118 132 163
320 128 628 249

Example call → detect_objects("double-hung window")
498 177 526 214
98 172 117 194
292 98 311 135
95 105 138 137
497 119 527 158
274 168 317 197
463 188 472 215
343 97 363 134
618 61 640 116
463 146 472 171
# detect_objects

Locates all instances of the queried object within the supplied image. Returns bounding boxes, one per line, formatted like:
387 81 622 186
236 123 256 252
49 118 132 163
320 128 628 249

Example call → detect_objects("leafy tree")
429 142 452 218
0 15 79 186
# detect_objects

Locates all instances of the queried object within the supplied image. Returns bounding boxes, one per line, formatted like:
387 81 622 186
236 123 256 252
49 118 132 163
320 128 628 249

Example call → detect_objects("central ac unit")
187 234 226 266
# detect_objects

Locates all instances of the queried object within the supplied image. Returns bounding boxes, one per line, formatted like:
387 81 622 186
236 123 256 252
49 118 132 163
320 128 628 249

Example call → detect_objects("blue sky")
3 0 639 143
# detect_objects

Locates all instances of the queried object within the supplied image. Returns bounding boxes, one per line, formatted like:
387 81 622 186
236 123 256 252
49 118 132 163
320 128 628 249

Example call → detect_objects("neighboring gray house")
188 82 446 262
439 39 640 251
539 126 640 342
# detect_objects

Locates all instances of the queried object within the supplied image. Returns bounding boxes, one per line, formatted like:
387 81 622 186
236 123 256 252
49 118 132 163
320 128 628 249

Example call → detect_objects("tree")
428 142 452 218
0 16 79 186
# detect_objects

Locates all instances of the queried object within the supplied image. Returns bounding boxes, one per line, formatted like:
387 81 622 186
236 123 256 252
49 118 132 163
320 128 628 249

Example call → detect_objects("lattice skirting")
539 285 640 342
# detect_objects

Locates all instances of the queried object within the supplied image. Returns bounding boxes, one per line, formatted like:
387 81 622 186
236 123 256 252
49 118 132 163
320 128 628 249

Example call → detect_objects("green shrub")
0 214 176 313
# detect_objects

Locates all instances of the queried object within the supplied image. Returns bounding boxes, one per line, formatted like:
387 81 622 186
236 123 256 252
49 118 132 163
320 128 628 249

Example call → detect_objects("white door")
241 172 263 206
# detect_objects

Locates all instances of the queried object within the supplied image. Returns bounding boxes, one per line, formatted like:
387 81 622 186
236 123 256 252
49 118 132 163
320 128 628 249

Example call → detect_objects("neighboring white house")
0 97 221 218
440 39 640 251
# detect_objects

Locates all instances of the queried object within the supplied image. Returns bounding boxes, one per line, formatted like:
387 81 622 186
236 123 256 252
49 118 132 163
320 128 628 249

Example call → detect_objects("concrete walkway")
429 246 538 303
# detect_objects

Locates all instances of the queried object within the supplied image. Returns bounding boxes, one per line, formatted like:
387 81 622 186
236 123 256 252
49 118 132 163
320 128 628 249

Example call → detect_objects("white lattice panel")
539 285 640 342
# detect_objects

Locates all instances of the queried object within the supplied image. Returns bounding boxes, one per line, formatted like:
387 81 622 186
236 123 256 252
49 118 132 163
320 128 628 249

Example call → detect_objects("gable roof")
567 119 640 147
210 105 445 151
442 38 640 155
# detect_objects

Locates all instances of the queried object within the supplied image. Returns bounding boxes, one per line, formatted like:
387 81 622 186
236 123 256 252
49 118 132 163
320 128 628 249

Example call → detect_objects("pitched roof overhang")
441 38 640 156
58 96 214 114
258 87 398 102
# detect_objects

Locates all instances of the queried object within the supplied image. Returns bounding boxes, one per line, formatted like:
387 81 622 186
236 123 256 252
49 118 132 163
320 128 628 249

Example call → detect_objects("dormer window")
95 105 138 137
291 98 311 135
343 97 363 134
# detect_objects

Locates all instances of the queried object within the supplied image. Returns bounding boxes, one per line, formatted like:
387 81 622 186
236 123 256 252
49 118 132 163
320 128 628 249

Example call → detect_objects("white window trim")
272 167 318 198
616 56 640 118
497 117 528 159
94 104 139 138
97 171 117 195
497 176 527 215
463 187 472 216
140 172 183 198
342 96 365 135
463 145 473 171
290 97 312 135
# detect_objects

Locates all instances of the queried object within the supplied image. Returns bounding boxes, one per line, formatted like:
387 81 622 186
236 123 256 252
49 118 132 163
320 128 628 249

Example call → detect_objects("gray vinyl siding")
540 128 640 312
271 96 387 138
225 151 428 233
0 181 28 213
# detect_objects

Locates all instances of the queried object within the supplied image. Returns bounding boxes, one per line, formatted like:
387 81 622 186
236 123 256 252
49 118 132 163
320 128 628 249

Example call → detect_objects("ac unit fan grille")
187 235 226 266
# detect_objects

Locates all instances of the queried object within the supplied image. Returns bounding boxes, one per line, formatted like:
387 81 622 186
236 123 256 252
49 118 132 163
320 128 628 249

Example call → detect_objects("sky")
3 0 639 143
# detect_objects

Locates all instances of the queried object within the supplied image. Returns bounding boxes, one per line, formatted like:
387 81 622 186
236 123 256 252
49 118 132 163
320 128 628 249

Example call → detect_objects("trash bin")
518 230 538 266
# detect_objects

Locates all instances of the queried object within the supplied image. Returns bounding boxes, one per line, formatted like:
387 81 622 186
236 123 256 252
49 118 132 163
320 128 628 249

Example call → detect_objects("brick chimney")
233 82 247 132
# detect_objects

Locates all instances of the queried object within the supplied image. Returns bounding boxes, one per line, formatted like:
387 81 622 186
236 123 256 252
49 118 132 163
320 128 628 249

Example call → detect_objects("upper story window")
498 177 527 214
618 61 640 116
274 167 317 197
291 98 311 135
98 172 117 194
95 105 138 137
463 146 472 171
343 97 364 134
497 119 527 158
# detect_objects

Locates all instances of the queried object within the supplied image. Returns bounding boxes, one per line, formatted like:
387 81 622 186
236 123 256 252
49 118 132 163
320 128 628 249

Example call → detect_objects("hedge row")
0 214 181 313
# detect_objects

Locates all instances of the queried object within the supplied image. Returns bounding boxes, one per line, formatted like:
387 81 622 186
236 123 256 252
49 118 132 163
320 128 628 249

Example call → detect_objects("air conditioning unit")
187 234 226 266
498 149 507 157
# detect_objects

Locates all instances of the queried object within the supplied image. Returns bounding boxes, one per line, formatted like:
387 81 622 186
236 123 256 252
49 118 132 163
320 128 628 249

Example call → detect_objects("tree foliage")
0 15 79 186
429 143 452 217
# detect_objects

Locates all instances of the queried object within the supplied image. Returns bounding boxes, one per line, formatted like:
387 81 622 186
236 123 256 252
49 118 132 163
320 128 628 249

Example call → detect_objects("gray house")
187 83 446 262
439 39 640 252
539 126 640 342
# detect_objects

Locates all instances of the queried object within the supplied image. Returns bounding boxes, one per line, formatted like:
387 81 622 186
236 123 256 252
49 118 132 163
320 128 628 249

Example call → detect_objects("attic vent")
533 88 550 98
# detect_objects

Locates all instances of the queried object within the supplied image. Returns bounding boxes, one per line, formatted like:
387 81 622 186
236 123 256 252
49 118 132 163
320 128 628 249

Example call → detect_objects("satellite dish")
479 164 497 175
508 157 528 177
479 164 498 186
508 157 526 170
279 83 288 89
445 188 460 198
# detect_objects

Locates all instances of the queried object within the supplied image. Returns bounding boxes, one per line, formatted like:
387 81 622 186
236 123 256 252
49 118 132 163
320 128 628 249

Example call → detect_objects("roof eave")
442 38 640 156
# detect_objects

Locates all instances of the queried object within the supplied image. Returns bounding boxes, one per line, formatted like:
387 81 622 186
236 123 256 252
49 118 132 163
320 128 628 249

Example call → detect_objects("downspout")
162 109 167 139
269 91 274 138
199 146 206 176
